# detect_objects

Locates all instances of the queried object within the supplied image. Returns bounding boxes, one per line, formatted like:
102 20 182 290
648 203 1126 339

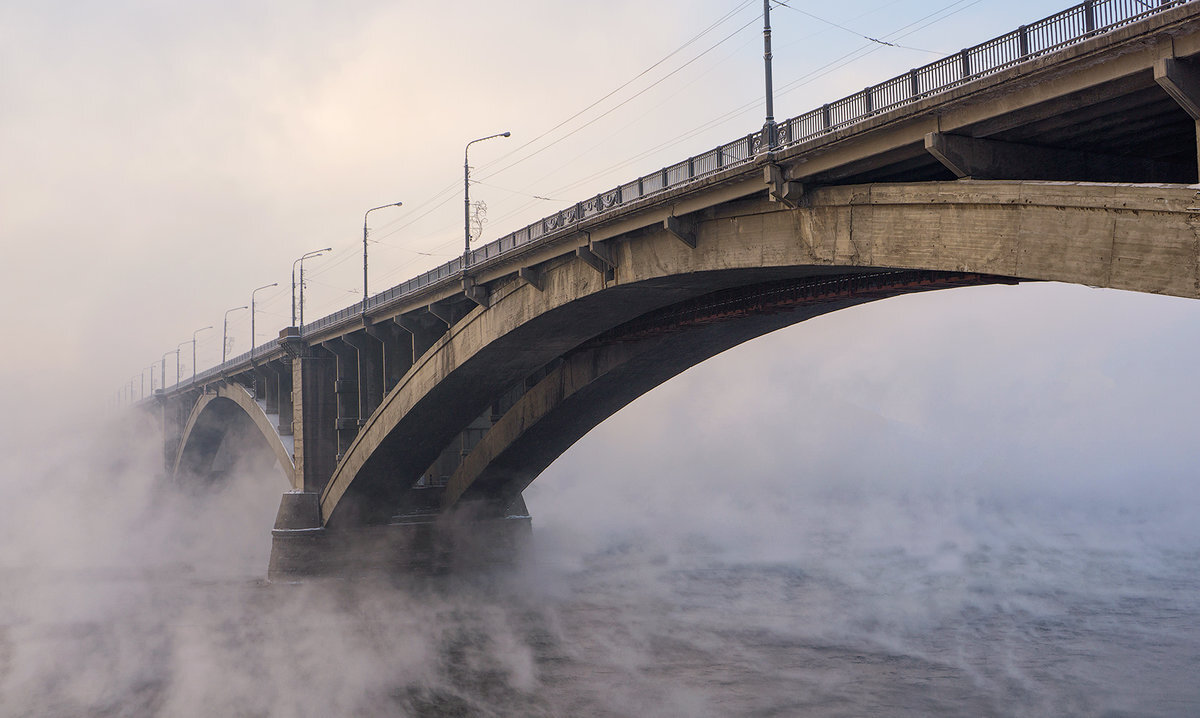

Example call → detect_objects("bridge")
144 0 1200 578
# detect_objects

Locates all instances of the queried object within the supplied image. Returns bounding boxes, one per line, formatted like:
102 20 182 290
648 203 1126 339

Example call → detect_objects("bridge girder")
318 180 1200 528
172 381 295 487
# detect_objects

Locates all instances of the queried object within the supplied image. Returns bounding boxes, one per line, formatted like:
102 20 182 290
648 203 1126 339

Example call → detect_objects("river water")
3 287 1198 716
1 468 1197 717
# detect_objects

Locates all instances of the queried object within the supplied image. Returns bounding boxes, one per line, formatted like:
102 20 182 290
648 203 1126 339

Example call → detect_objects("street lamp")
251 282 278 361
761 0 778 151
223 306 248 364
292 248 331 328
363 202 403 314
464 132 511 269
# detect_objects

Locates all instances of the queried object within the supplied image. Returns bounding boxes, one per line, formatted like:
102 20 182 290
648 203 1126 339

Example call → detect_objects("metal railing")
160 0 1192 396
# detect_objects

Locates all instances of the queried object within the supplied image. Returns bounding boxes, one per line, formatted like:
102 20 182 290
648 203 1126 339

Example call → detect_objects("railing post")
960 48 971 79
822 104 832 130
688 157 695 179
909 69 919 99
1084 0 1096 32
637 176 644 197
717 146 725 169
661 167 668 188
1018 25 1030 56
863 87 873 115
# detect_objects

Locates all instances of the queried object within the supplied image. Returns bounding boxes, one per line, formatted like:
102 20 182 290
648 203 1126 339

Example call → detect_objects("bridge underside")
319 180 1198 531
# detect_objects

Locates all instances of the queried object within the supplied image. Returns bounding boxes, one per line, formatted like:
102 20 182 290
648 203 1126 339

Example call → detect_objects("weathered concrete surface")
172 381 294 484
320 180 1200 527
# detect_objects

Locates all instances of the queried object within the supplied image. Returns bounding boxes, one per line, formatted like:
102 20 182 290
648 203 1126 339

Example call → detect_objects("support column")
367 321 412 394
343 330 384 425
256 363 280 414
272 358 294 437
396 311 447 363
157 391 186 476
283 334 337 493
322 339 359 460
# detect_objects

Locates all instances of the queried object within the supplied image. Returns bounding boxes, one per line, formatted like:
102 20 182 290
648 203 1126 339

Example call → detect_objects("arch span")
174 381 295 485
322 180 1200 527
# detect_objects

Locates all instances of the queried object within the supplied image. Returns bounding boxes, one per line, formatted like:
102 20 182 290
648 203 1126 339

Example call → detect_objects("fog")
1 283 1198 716
2 0 1199 714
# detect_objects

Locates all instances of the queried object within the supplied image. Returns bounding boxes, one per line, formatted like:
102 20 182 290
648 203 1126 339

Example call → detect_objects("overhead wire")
771 0 947 55
475 0 759 176
315 0 991 304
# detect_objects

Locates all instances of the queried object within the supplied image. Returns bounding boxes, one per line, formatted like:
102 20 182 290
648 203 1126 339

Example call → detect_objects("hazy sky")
1 0 1197 499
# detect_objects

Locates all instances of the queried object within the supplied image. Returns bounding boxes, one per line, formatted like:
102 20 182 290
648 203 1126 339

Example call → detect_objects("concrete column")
322 339 359 460
256 363 280 414
272 359 294 437
158 392 185 475
395 312 447 363
368 322 412 393
291 352 337 493
343 330 384 424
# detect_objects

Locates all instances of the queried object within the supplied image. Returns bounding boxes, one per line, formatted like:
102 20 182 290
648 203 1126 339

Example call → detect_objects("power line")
476 0 759 177
772 1 946 55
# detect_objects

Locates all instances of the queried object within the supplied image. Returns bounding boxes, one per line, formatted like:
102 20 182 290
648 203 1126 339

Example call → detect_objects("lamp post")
147 364 157 393
251 282 278 361
223 306 248 364
464 132 511 269
363 202 403 315
292 248 331 328
761 0 778 150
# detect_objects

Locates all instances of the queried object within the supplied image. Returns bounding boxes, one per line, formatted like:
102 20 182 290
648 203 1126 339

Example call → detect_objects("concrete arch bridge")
150 1 1200 576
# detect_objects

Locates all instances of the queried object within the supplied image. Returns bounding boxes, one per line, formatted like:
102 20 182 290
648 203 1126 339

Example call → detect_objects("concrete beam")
764 164 804 208
518 266 544 291
1154 55 1200 177
924 131 1188 182
463 275 490 308
663 215 697 249
576 243 615 279
1155 56 1200 119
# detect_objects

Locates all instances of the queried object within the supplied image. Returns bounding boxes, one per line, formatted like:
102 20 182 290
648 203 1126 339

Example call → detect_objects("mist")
0 282 1197 717
2 0 1199 714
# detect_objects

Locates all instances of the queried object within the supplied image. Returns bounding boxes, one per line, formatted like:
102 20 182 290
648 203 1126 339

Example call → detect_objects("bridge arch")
321 180 1200 527
173 381 295 485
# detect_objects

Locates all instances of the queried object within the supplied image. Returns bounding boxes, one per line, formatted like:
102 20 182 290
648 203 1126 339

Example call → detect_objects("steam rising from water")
1 284 1198 716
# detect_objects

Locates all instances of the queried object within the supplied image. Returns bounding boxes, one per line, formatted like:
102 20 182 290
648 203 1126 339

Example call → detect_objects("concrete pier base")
267 492 531 581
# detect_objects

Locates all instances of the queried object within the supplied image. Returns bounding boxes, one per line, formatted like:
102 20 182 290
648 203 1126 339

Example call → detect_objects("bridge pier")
287 338 338 493
267 491 532 580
